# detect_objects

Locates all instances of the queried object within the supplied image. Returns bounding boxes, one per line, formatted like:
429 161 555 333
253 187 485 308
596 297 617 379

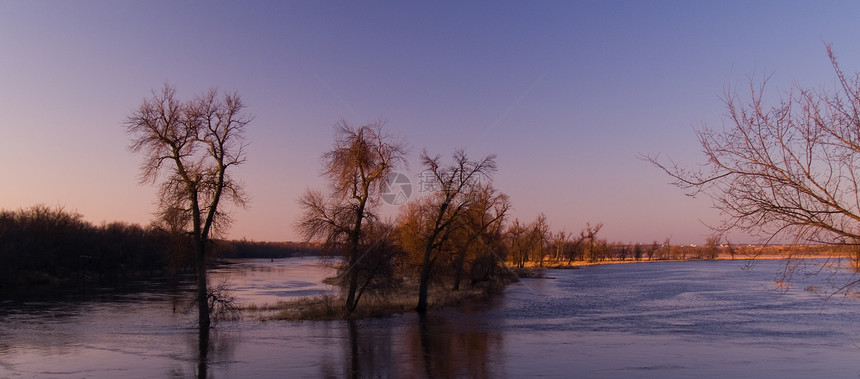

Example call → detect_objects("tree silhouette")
406 149 496 314
297 120 407 313
125 84 250 329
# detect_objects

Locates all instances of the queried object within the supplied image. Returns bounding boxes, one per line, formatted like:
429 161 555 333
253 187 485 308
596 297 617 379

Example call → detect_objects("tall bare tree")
297 120 407 313
407 149 496 314
125 84 250 329
648 45 860 249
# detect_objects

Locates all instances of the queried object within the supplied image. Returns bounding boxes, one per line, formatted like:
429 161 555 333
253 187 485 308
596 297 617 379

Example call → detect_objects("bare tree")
633 243 643 261
505 219 529 268
125 84 250 329
725 240 738 260
450 184 510 290
647 241 658 261
696 234 723 260
648 45 860 250
407 149 497 314
552 230 570 264
296 120 407 313
533 214 550 266
660 237 673 260
615 242 629 261
565 235 586 263
582 223 603 262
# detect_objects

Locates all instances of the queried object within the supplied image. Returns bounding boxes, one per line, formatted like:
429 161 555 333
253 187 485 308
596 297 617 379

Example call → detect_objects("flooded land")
2 258 860 378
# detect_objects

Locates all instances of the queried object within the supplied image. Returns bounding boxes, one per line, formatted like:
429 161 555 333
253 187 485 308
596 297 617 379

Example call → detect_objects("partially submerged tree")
403 149 497 314
125 84 250 329
296 120 407 313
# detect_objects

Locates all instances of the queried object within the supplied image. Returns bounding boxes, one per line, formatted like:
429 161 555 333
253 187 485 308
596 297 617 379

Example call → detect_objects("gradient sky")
3 1 860 244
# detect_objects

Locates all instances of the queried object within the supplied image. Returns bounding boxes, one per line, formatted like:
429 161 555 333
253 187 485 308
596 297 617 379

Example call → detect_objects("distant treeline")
216 240 322 259
0 205 319 289
0 205 170 288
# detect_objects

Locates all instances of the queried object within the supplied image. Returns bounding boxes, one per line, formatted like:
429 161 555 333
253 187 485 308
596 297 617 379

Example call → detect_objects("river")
2 258 860 378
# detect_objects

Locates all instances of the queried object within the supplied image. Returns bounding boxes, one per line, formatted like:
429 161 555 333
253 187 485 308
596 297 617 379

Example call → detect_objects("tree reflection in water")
183 327 237 378
336 310 502 378
413 312 500 378
197 327 209 379
344 319 396 378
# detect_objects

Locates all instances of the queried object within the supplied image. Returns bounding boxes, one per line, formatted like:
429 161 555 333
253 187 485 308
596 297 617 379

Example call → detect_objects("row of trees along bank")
115 85 770 326
295 121 742 317
119 46 860 328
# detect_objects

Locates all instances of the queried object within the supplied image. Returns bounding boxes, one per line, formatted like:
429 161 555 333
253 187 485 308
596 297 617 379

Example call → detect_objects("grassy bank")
513 248 844 271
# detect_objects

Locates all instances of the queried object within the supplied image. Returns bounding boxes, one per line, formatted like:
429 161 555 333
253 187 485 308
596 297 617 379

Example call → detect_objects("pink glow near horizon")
2 2 859 245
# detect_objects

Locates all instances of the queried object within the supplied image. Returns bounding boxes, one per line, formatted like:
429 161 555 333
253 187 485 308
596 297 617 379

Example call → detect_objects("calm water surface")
3 258 860 378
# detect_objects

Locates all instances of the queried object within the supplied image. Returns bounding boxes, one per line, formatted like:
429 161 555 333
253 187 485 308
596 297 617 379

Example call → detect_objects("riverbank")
514 250 839 270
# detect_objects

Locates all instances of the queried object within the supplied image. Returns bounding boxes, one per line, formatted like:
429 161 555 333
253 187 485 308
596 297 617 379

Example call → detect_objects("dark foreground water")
3 258 860 378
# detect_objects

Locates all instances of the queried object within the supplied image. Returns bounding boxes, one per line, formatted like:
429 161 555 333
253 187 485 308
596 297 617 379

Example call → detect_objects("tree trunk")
452 252 465 291
345 199 367 314
538 245 543 267
345 254 360 313
418 314 433 378
196 237 210 329
345 231 361 313
416 246 433 314
197 326 209 379
348 320 359 377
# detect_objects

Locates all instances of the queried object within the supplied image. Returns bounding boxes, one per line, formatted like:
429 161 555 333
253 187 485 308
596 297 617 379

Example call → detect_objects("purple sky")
2 1 860 244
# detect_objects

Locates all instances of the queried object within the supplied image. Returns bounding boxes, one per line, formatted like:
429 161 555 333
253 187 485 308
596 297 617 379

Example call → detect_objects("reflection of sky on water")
3 258 860 377
208 258 336 305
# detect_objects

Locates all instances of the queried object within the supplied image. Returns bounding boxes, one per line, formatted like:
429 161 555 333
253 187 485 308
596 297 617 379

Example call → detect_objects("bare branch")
646 45 860 247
